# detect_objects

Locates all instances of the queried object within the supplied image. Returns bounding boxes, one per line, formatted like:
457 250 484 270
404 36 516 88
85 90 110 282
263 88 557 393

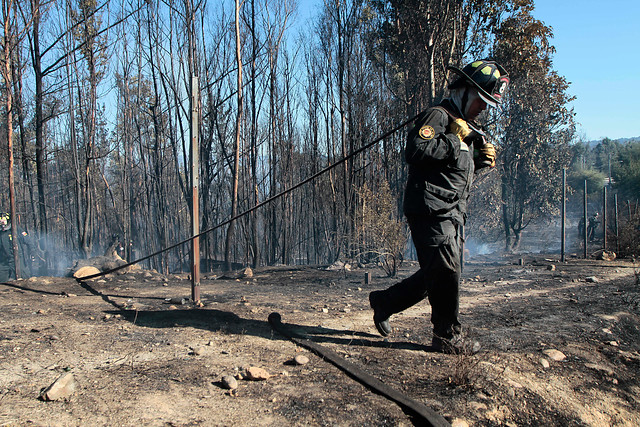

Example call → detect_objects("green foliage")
612 140 640 201
490 8 575 250
366 0 524 113
567 168 606 195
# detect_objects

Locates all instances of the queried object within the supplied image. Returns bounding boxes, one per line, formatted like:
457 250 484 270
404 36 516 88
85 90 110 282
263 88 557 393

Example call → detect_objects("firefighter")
368 59 509 353
0 212 32 281
587 212 600 242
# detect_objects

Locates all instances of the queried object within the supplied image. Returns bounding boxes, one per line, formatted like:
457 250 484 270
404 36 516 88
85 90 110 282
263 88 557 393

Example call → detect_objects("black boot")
369 291 392 337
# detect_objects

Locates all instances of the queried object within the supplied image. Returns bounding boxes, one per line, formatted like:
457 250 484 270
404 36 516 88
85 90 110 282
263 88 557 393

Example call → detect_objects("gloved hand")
475 142 496 168
449 118 471 142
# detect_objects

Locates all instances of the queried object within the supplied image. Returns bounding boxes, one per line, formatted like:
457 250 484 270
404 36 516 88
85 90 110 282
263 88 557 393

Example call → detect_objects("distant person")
368 59 508 353
587 212 600 242
0 212 33 281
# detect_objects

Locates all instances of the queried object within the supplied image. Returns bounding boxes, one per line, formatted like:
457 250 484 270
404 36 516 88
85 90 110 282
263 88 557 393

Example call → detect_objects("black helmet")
448 59 509 107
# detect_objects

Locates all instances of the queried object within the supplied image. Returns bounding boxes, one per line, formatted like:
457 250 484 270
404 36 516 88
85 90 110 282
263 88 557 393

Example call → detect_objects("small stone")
191 346 204 356
451 419 469 427
221 375 238 390
245 367 270 381
322 308 329 314
293 355 309 365
542 349 566 361
547 265 556 271
585 276 599 283
608 341 619 347
40 373 77 401
539 358 550 369
73 266 101 279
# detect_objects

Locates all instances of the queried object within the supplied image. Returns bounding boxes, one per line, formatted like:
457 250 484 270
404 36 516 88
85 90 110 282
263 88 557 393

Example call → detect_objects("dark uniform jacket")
403 100 475 226
0 228 32 281
0 229 15 281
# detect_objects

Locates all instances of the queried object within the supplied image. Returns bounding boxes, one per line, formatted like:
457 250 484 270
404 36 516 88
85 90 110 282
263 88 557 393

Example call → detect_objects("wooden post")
561 168 566 262
191 74 201 303
364 272 372 285
583 180 588 259
614 194 619 255
602 186 607 250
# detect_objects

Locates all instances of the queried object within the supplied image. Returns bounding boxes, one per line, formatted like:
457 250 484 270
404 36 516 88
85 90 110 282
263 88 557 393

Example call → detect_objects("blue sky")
532 0 640 141
297 0 639 142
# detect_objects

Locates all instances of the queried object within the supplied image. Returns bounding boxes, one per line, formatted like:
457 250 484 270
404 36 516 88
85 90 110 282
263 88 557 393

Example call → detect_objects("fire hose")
268 312 451 427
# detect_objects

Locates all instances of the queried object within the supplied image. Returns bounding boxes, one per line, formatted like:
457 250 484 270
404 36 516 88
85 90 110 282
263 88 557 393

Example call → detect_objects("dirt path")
1 255 639 426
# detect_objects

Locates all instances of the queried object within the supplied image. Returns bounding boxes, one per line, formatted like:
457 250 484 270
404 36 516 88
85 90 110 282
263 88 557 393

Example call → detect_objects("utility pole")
187 0 200 303
191 74 200 303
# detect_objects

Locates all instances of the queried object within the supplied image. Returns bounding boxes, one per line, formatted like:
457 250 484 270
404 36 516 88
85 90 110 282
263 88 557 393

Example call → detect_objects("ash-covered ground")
1 253 639 426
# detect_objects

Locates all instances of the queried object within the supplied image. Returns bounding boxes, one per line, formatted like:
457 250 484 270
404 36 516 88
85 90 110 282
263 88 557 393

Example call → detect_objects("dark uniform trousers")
376 215 462 340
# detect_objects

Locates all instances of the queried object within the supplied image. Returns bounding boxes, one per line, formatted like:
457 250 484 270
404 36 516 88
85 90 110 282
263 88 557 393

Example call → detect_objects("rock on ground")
244 367 270 381
40 372 77 401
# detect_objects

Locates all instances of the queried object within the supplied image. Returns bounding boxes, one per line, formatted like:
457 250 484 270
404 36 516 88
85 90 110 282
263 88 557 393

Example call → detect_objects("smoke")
33 233 82 277
466 217 589 259
465 238 495 257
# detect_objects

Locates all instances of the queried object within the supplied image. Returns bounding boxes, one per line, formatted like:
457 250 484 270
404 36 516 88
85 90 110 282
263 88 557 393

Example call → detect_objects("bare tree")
224 0 243 271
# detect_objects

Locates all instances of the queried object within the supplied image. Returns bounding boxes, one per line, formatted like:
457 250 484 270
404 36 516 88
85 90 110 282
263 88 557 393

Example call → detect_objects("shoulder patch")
418 125 435 140
459 140 469 152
